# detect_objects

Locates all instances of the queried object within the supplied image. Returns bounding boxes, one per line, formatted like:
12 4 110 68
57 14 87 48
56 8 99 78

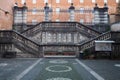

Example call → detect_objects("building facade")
14 0 118 26
0 0 119 30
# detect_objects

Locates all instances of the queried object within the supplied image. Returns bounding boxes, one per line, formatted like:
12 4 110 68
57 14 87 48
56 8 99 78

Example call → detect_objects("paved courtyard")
0 58 120 80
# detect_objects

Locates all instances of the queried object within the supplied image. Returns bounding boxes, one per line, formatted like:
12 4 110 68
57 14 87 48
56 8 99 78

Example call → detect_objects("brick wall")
0 0 15 30
14 0 117 24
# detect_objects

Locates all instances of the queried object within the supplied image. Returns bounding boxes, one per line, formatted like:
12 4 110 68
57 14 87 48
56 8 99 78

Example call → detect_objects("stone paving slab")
0 58 120 80
35 59 84 80
0 58 39 80
81 60 120 80
19 59 97 80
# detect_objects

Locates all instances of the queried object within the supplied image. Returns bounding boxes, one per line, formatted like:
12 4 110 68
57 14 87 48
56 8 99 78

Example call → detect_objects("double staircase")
0 22 114 58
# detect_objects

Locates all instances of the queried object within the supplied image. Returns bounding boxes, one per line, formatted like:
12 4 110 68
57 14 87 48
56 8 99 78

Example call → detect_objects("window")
33 0 36 4
68 19 70 21
56 19 60 22
80 8 84 14
56 8 60 14
21 0 26 4
104 0 107 3
92 0 96 3
80 0 84 3
32 20 37 25
56 0 60 3
86 16 90 23
68 0 72 3
44 0 48 3
80 19 84 23
32 8 37 14
116 0 119 3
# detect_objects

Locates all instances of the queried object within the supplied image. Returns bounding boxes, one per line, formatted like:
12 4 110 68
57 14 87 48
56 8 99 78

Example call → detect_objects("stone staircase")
1 22 117 58
0 30 43 58
79 31 111 52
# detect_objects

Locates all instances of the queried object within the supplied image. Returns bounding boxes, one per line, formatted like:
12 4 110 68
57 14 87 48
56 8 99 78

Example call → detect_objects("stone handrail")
79 31 111 51
21 22 101 37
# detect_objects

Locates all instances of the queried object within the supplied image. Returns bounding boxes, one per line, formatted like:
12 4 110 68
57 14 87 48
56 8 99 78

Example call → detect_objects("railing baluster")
12 31 41 57
22 22 101 38
80 31 111 51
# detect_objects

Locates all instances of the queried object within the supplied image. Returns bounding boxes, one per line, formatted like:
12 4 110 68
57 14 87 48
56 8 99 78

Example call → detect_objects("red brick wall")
15 0 117 24
0 0 15 30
